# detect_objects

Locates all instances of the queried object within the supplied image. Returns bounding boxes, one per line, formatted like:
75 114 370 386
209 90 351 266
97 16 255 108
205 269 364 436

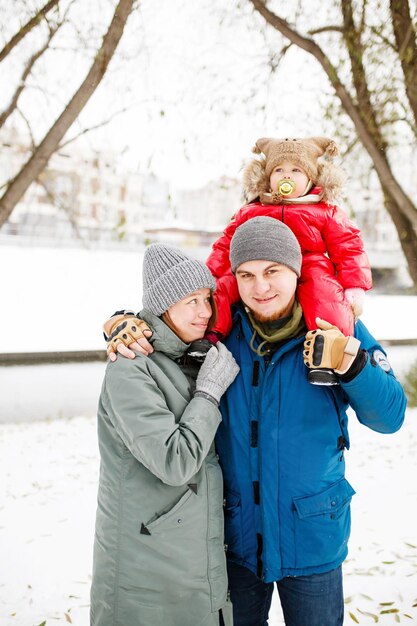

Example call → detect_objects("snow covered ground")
1 407 416 626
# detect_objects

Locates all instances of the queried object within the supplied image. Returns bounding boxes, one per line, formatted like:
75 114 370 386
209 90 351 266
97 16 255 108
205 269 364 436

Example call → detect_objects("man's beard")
250 308 288 323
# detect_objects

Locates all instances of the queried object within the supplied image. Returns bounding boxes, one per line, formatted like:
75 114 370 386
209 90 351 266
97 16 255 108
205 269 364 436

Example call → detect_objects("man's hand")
303 318 361 375
104 314 154 362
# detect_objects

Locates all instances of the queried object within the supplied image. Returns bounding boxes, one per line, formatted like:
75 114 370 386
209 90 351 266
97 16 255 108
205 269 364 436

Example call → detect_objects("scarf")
247 300 305 357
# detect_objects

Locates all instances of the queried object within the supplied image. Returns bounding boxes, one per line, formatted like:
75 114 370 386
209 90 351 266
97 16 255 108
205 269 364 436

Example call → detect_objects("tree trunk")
389 0 417 125
0 0 134 227
380 186 417 287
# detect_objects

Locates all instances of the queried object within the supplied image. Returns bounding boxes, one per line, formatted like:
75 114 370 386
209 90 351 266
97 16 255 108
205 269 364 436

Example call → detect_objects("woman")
90 243 238 626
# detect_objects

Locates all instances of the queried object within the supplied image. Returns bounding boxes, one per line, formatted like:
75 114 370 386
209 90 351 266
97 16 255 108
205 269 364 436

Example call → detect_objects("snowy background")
1 243 417 625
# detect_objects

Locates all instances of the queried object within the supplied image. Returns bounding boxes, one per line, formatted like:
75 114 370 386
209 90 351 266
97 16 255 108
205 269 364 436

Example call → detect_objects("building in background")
0 128 167 247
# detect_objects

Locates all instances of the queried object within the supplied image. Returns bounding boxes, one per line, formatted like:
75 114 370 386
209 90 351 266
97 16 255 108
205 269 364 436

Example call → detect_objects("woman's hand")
194 342 240 404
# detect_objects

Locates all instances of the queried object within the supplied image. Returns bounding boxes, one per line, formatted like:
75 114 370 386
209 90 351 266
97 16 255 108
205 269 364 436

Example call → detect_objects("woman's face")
162 288 212 343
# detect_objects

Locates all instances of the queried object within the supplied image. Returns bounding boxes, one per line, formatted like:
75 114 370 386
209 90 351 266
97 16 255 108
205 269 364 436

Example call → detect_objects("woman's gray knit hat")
142 243 216 316
230 216 302 276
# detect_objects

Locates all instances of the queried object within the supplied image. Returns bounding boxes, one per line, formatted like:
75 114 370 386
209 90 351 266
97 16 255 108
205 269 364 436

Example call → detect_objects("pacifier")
277 179 296 196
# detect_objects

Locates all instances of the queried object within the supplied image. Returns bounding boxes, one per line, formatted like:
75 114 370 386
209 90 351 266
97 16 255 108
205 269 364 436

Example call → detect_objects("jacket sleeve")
321 205 372 290
101 356 221 486
340 321 406 433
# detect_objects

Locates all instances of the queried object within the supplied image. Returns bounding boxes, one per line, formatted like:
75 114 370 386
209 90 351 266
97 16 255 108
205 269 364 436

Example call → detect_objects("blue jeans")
227 561 344 626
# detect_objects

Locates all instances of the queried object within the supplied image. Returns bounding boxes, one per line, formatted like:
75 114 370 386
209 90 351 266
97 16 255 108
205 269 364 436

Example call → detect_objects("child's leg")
298 253 355 336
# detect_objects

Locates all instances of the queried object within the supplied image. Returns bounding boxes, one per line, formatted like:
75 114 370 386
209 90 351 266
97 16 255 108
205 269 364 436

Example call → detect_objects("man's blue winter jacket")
216 309 406 584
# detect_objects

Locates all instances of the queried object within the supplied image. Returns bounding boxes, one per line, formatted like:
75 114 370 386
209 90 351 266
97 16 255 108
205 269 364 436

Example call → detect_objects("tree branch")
389 0 417 125
0 23 61 129
0 0 135 227
0 0 60 63
17 107 36 150
308 26 344 36
58 105 132 149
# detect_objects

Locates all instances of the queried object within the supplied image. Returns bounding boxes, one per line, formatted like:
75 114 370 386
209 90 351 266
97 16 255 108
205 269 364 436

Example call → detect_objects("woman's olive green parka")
90 311 232 626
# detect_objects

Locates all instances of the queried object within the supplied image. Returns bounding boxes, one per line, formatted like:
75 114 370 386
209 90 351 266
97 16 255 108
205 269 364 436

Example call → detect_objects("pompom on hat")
230 216 302 276
142 244 216 316
243 136 346 204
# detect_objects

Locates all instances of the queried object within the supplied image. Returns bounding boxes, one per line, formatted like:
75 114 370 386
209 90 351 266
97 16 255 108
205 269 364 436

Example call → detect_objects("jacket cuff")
338 349 368 382
194 391 219 406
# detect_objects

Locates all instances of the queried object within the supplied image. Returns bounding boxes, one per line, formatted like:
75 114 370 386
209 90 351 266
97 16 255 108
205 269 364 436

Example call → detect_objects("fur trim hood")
242 139 346 205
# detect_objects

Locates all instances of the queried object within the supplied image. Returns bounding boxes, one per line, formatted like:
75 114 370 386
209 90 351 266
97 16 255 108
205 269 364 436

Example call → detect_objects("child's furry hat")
243 136 346 204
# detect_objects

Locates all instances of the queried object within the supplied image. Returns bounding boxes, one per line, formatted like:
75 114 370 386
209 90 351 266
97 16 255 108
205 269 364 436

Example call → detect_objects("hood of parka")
242 155 346 205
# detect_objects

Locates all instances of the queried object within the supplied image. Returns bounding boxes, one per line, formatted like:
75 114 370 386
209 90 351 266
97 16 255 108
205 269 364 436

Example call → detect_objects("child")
206 136 372 344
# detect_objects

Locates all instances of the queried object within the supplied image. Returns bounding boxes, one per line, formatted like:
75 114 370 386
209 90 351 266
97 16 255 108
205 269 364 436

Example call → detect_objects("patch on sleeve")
371 349 392 372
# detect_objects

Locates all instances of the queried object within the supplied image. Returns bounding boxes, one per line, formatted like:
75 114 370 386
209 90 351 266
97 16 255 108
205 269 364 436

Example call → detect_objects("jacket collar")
139 309 190 359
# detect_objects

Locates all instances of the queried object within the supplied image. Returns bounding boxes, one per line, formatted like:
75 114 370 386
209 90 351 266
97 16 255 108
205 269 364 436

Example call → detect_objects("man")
105 216 406 626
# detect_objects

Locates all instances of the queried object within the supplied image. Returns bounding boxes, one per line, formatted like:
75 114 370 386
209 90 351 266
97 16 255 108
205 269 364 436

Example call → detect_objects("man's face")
235 260 297 322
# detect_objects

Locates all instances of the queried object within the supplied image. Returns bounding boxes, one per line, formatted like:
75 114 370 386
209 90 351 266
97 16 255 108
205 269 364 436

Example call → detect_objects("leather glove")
104 313 152 357
303 318 361 375
195 342 240 404
344 287 365 319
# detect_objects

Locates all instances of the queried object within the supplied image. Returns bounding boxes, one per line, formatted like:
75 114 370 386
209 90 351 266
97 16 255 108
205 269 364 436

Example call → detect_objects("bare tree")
248 0 417 287
0 0 136 227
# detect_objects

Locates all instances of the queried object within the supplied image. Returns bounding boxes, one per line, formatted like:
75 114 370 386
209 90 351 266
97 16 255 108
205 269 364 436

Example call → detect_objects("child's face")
269 160 310 199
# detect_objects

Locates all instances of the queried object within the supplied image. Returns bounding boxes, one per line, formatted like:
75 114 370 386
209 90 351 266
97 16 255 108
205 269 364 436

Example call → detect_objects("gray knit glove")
194 342 240 405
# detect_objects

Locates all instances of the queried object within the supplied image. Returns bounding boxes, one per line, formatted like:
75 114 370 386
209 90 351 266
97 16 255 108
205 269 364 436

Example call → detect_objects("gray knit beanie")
230 216 302 276
142 244 216 316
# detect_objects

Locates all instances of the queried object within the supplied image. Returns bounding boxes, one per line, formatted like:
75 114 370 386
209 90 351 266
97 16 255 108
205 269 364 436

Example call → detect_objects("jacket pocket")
224 490 243 557
145 489 194 532
292 478 355 568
